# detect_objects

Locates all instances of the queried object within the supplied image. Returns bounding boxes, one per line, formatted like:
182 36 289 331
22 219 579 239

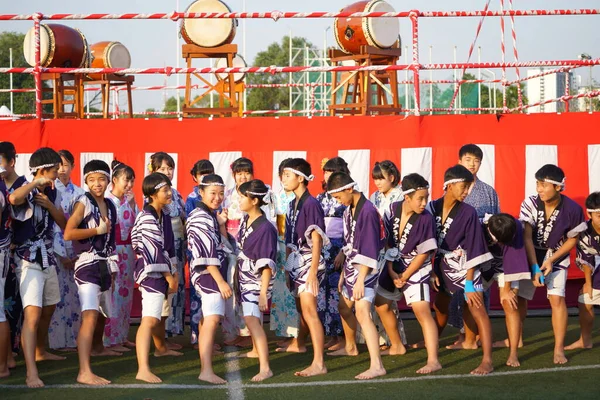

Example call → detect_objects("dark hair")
285 158 312 186
535 164 565 190
401 173 429 197
190 159 214 177
0 141 16 162
488 213 517 244
444 164 475 185
57 149 75 166
239 179 269 207
29 147 61 172
459 144 483 160
322 157 350 190
83 160 110 182
278 158 292 178
111 158 135 181
231 157 254 175
585 192 600 211
371 160 400 187
198 174 225 188
326 171 355 192
142 172 172 200
149 152 175 172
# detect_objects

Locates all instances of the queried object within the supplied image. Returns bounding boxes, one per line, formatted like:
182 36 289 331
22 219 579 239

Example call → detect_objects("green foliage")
0 31 38 115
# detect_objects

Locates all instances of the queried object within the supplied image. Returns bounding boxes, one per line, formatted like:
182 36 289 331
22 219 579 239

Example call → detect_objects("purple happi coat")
576 220 600 290
483 216 531 283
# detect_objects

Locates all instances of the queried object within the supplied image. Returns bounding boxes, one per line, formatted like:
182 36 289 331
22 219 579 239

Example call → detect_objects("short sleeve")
566 203 586 238
502 221 531 281
462 209 493 269
519 196 538 228
415 213 438 255
255 225 278 274
352 209 383 270
187 212 221 269
303 200 329 248
576 230 599 274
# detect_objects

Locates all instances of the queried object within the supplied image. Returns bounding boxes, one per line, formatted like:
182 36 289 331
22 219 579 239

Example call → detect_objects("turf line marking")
224 346 245 400
1 363 599 390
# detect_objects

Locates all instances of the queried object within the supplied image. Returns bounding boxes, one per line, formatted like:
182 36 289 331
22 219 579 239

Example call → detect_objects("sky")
1 0 599 112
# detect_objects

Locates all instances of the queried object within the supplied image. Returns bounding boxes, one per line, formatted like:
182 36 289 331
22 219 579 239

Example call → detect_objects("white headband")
401 186 429 196
29 163 59 173
199 177 225 187
84 170 110 181
327 181 357 194
246 187 273 205
284 167 314 182
443 178 466 190
154 182 167 190
543 178 566 189
587 209 600 213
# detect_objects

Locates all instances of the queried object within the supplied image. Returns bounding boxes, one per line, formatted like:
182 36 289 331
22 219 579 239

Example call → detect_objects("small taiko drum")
180 0 237 48
334 0 400 54
88 41 131 79
23 23 90 68
214 54 246 83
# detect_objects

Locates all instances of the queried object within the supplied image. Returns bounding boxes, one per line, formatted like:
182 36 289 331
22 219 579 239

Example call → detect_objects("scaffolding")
289 46 331 115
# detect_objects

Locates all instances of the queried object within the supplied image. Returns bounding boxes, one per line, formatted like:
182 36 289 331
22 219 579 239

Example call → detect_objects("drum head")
183 0 235 47
214 55 247 82
23 25 50 67
107 43 131 69
365 1 399 49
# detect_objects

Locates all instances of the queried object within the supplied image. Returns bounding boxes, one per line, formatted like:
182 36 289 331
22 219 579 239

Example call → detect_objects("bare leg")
77 310 111 385
565 301 595 350
354 300 386 380
6 340 15 369
467 298 494 375
0 321 10 378
198 315 226 384
447 306 478 350
328 295 359 356
244 316 273 382
374 295 406 355
153 317 183 357
494 298 526 348
91 314 121 357
294 292 327 377
276 298 307 353
22 306 44 387
35 305 65 361
548 294 568 364
135 316 162 383
502 293 522 367
412 302 442 374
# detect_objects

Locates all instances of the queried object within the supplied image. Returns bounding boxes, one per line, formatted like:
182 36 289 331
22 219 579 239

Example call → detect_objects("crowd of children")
0 142 598 387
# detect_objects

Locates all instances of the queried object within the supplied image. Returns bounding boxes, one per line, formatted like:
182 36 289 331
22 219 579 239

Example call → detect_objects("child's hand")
305 270 319 296
34 177 54 189
33 193 53 209
465 290 483 309
430 272 441 292
532 272 545 287
259 293 268 312
218 281 232 300
500 288 518 310
217 209 228 226
96 217 111 235
333 252 345 270
582 281 593 300
338 275 344 294
353 279 365 301
389 271 402 288
167 274 178 294
540 259 553 276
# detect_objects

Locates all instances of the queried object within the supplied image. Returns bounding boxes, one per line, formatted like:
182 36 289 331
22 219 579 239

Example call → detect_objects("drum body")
334 0 400 54
89 41 132 79
214 54 246 82
24 24 89 68
180 0 237 47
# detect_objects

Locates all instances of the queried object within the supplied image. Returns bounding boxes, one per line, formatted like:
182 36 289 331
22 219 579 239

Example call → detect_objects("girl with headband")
64 160 118 385
130 172 178 384
9 147 67 388
426 164 494 376
519 164 586 364
235 179 278 381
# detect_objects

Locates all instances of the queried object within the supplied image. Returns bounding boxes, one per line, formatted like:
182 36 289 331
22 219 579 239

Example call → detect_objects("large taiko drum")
214 54 246 83
180 0 237 48
23 24 90 68
334 0 400 54
88 41 131 79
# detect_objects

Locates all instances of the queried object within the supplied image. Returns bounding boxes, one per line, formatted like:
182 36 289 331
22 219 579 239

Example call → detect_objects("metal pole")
176 0 181 117
289 29 292 112
478 46 482 114
404 46 410 111
453 46 457 114
86 89 89 118
243 0 247 113
33 13 42 119
590 66 593 112
9 48 14 113
429 45 433 114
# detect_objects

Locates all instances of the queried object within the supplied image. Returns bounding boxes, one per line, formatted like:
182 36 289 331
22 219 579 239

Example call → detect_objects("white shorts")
296 281 319 298
242 302 264 320
201 292 226 317
546 269 567 298
342 285 376 304
578 288 600 305
140 288 166 321
487 273 536 301
78 283 111 318
162 293 175 318
15 259 60 309
377 282 430 305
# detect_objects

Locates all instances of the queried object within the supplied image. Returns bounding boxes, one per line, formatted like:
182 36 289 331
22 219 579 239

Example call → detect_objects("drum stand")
182 44 242 117
40 73 85 119
328 46 403 116
82 74 135 119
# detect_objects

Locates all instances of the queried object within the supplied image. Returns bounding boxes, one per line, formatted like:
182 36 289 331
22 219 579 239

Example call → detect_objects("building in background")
525 68 574 113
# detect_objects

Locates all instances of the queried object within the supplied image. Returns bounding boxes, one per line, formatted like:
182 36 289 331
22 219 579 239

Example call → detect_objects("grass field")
1 316 599 400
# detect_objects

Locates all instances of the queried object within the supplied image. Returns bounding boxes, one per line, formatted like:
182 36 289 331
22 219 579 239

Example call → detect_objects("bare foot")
198 371 227 384
36 351 66 361
328 341 345 351
327 347 358 356
410 341 425 349
135 370 162 383
56 347 78 353
554 351 568 365
416 361 442 374
223 337 241 346
565 338 593 350
355 367 386 380
506 355 521 367
124 340 136 348
77 371 111 386
234 337 253 348
0 369 10 378
242 350 259 358
446 341 478 350
8 357 16 369
26 375 45 388
91 348 123 357
154 349 184 357
381 344 407 356
275 342 307 353
294 364 327 377
493 338 524 348
166 341 183 350
251 369 273 382
470 361 494 375
324 337 337 349
276 338 293 347
109 345 131 352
